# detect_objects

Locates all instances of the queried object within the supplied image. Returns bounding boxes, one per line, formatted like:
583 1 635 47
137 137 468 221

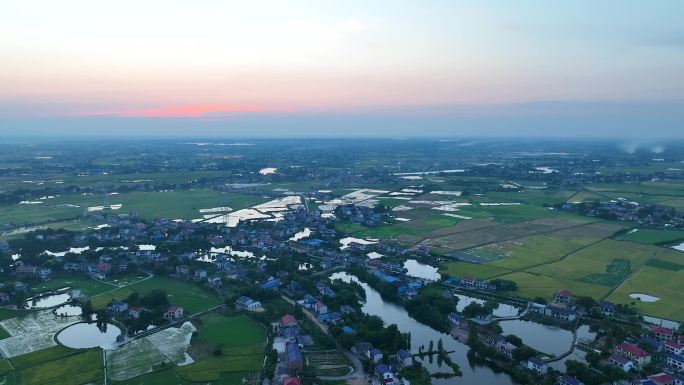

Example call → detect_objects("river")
331 272 516 385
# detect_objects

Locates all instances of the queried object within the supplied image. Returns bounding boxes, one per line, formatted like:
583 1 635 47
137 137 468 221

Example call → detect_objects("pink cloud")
75 104 294 118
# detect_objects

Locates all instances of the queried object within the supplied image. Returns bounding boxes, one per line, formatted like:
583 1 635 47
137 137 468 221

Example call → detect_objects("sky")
1 0 683 138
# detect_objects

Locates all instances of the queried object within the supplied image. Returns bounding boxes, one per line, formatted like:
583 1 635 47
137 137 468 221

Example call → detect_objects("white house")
526 357 546 374
163 305 184 320
609 354 634 372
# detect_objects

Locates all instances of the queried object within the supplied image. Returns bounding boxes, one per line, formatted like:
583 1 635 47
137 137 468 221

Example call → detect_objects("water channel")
331 271 517 385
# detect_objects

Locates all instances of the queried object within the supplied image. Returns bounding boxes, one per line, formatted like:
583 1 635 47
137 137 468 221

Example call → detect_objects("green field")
32 276 114 297
645 259 684 271
111 368 247 385
17 349 103 385
174 355 262 383
615 229 684 245
0 189 269 226
90 276 221 314
9 345 81 370
198 314 266 352
607 265 684 322
578 259 631 286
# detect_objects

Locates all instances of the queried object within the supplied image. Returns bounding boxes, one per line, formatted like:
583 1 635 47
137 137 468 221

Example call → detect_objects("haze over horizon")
1 1 683 138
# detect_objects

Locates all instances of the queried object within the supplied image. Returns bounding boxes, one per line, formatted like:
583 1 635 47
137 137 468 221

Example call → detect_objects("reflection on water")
499 320 574 356
26 293 70 309
57 322 121 349
54 304 82 317
454 294 520 318
331 272 516 385
403 259 441 281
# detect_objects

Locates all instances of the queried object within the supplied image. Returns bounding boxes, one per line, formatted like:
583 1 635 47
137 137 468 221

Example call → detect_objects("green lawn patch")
198 314 266 351
32 276 114 297
90 276 221 314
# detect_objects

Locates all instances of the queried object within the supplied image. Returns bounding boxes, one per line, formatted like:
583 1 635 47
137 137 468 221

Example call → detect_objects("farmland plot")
0 311 78 358
107 322 196 381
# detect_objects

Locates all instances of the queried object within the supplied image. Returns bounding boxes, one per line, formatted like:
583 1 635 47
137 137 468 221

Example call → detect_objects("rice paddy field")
0 310 79 358
441 221 684 321
107 322 196 381
0 189 270 227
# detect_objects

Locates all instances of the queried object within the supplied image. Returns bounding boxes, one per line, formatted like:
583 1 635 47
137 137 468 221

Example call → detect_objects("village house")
106 301 129 314
286 342 304 371
369 348 383 363
650 325 676 342
553 289 572 306
495 339 517 359
352 342 372 357
236 296 262 311
313 301 328 314
600 300 615 316
260 277 280 290
194 269 207 280
609 354 635 372
665 341 684 356
667 354 684 371
282 376 301 385
526 357 546 375
128 306 144 318
175 265 190 277
0 292 9 303
375 364 399 385
163 305 184 321
545 305 578 322
647 373 676 385
557 374 584 385
616 343 652 368
396 349 412 368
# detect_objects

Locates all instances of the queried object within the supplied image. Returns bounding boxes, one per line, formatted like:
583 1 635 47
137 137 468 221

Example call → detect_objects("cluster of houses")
351 342 412 385
527 290 580 322
105 299 184 322
562 199 684 228
371 271 423 300
601 323 684 385
271 314 305 385
334 204 391 227
445 276 496 291
14 263 52 280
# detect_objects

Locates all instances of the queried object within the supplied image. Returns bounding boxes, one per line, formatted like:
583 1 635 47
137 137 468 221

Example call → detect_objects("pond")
26 293 71 309
454 294 520 318
57 322 121 349
339 237 377 250
54 304 82 317
403 259 441 281
498 320 575 356
331 272 516 385
290 228 311 241
546 325 596 371
629 293 660 302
